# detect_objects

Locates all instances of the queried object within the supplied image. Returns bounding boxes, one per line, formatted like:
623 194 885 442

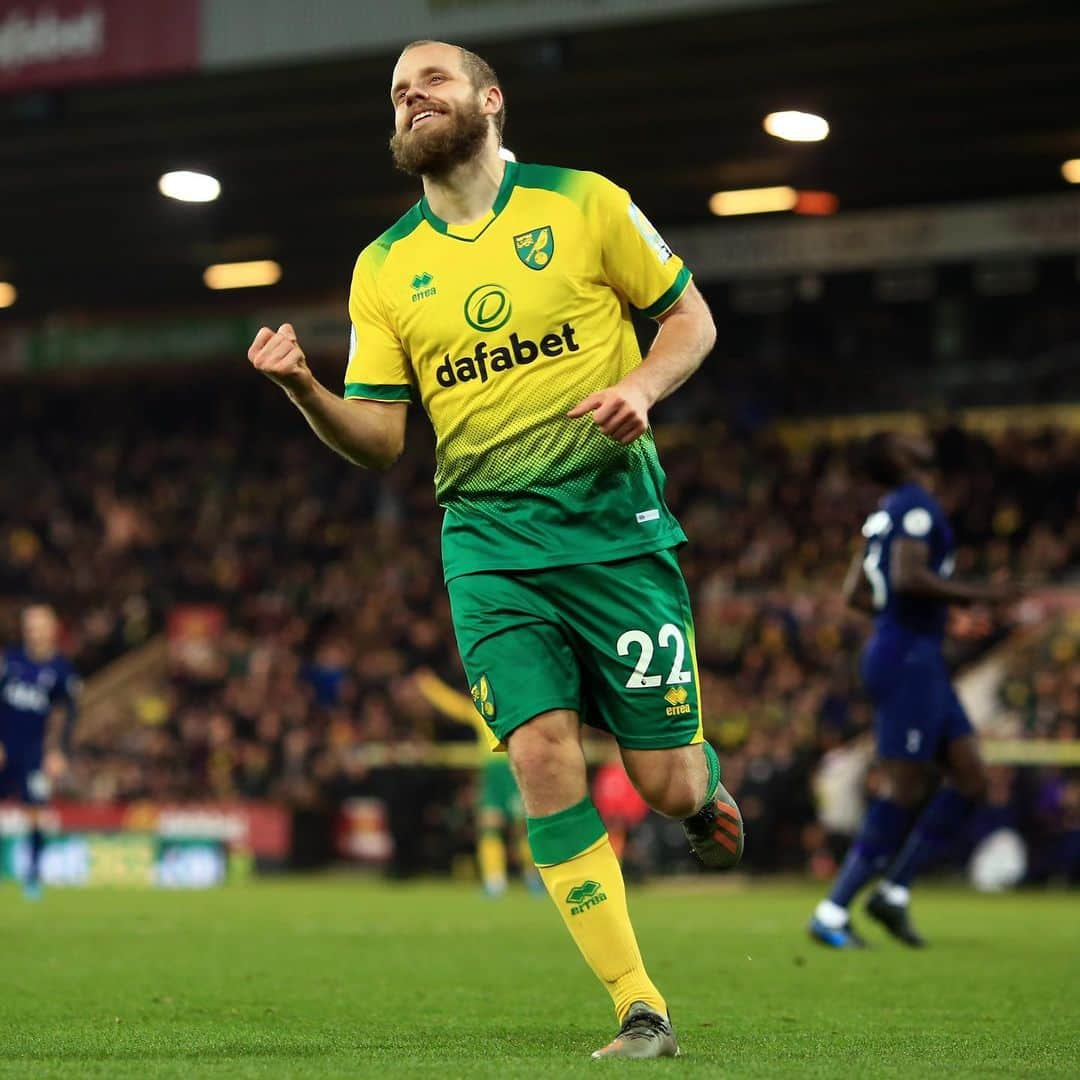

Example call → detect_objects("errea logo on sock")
566 880 608 916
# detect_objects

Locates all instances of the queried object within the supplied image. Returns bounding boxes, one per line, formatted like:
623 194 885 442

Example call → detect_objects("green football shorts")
448 548 704 751
477 757 524 819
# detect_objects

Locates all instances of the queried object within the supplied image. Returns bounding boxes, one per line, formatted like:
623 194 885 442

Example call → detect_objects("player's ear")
481 84 503 122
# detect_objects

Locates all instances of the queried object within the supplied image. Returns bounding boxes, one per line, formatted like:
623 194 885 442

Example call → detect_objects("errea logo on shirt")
411 272 436 302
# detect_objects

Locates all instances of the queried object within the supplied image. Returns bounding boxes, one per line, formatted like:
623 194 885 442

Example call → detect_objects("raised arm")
247 323 406 470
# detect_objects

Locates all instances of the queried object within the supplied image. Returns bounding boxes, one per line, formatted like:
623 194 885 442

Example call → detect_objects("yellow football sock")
529 797 666 1021
478 830 507 892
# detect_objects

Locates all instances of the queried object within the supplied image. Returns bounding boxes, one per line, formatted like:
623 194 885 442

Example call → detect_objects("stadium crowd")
1 377 1077 878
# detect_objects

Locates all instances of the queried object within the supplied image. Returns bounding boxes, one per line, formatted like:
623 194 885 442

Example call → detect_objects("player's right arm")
891 538 1019 607
247 322 406 471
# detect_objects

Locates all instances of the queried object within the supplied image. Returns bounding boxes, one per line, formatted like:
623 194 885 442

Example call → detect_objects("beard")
390 98 490 178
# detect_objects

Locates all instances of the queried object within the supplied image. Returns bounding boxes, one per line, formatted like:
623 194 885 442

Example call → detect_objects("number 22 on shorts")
616 624 692 689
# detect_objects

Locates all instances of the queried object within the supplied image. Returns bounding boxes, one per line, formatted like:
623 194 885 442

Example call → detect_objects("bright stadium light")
0 282 16 308
709 186 798 216
763 110 830 143
203 260 281 290
498 146 517 161
159 170 222 203
1062 159 1080 184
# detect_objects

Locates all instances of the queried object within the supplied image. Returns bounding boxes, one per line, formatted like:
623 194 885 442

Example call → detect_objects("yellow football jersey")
345 161 691 581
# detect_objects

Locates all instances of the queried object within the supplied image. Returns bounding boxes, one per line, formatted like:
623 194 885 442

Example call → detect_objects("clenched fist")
247 323 313 396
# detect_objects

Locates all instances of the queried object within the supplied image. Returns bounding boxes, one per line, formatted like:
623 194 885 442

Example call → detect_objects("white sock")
814 899 849 929
879 882 911 907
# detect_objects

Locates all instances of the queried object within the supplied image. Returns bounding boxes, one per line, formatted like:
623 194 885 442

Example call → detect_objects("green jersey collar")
420 160 518 241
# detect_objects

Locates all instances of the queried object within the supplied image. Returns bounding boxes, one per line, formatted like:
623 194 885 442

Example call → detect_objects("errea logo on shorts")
664 686 691 716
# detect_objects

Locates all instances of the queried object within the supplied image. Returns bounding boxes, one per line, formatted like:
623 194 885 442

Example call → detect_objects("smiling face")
388 42 501 178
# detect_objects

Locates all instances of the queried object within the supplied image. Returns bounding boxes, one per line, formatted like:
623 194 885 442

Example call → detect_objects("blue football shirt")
0 647 80 760
860 483 956 640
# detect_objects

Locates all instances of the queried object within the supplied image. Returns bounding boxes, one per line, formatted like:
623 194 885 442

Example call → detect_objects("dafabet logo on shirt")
436 323 580 388
436 282 580 389
464 283 512 332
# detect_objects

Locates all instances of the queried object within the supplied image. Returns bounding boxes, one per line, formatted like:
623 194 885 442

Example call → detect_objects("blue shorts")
0 747 49 806
861 633 975 761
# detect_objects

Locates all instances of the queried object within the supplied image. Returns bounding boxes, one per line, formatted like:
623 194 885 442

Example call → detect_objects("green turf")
0 877 1075 1077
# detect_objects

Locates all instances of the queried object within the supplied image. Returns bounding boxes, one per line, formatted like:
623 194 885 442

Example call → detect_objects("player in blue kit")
0 604 80 898
810 432 1019 948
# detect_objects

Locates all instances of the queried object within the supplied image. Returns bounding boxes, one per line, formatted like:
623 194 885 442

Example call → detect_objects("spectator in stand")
0 378 1075 876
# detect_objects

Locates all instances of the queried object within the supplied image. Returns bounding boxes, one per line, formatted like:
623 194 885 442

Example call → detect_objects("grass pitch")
0 877 1075 1078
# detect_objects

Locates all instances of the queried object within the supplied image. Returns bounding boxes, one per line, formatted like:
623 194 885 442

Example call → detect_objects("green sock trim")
527 796 606 867
702 742 722 806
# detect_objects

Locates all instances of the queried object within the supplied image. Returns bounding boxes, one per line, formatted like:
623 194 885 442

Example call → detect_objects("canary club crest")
513 225 554 270
471 674 496 721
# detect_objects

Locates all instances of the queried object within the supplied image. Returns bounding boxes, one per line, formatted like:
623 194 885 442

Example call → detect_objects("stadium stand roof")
2 0 1079 317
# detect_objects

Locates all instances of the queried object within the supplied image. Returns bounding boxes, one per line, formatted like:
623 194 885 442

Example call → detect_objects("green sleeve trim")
527 795 606 867
344 383 412 402
638 265 692 320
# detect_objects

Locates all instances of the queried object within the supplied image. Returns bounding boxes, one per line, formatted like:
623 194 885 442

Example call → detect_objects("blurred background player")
413 669 539 896
475 755 543 897
592 751 651 870
247 38 740 1060
810 432 1020 948
0 604 80 899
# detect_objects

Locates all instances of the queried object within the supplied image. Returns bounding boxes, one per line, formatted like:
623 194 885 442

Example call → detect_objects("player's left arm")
45 667 81 778
568 177 716 444
569 283 716 445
